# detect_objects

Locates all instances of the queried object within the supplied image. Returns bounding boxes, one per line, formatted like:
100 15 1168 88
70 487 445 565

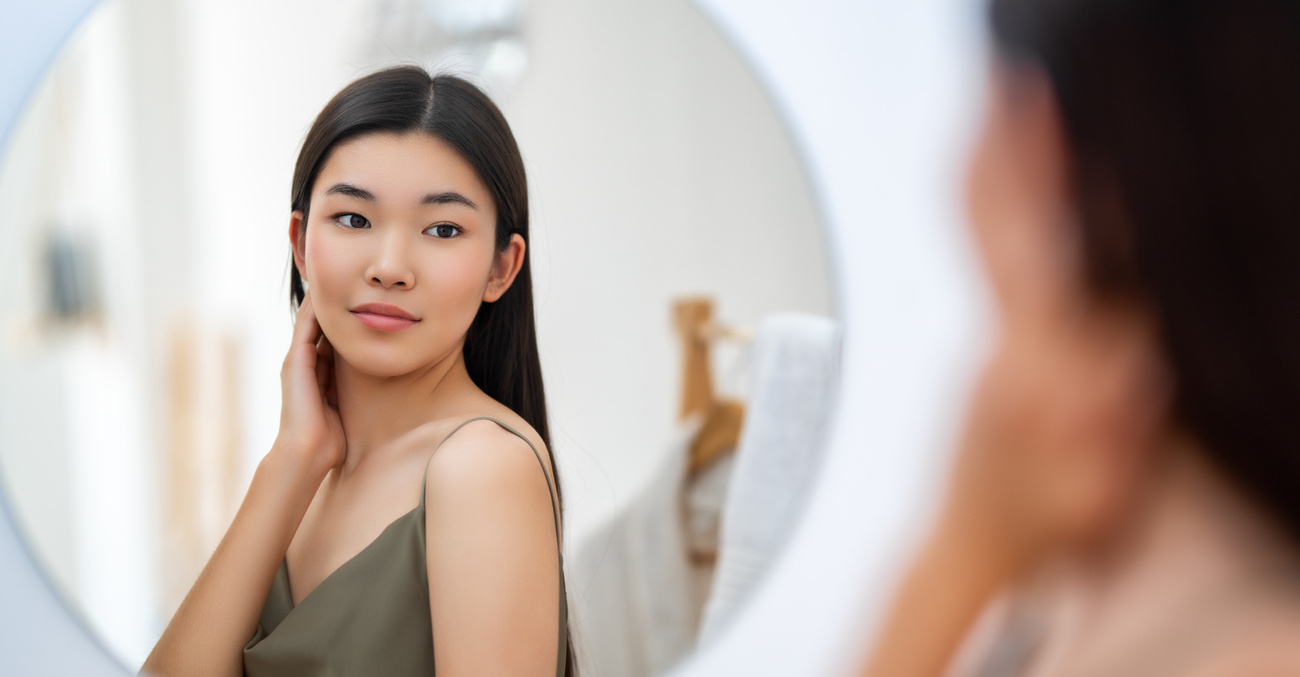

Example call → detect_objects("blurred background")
0 0 834 670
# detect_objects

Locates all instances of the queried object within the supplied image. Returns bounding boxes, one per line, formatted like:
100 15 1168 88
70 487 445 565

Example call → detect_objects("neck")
332 347 478 472
1091 438 1297 602
1028 437 1300 673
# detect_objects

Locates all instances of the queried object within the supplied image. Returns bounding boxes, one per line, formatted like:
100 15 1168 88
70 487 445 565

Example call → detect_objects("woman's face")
291 132 511 378
965 63 1077 327
951 63 1168 564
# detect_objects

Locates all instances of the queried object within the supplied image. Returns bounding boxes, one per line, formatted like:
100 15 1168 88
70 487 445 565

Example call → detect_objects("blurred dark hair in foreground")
992 0 1300 539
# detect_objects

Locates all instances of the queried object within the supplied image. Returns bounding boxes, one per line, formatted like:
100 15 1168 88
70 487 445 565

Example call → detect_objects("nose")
365 230 415 289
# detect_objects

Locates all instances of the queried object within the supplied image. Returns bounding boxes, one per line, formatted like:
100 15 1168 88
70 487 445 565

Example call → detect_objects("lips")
350 302 420 331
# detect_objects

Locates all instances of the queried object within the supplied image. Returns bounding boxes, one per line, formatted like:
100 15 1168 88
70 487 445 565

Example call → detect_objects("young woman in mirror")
143 67 574 677
863 0 1300 675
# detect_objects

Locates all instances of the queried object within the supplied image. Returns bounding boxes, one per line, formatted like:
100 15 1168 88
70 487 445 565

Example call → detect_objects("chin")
340 330 468 380
319 311 463 378
348 354 420 378
330 338 426 377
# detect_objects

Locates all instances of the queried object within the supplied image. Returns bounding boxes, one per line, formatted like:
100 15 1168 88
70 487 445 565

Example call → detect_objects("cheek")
966 114 1058 330
419 247 496 311
303 231 351 288
416 259 490 353
966 121 1012 295
302 233 359 331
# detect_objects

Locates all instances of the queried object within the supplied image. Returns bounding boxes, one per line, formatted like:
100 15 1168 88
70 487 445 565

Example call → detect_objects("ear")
289 210 308 283
483 234 526 303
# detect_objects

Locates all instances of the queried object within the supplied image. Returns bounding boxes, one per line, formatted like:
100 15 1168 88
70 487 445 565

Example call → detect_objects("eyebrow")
323 183 478 210
422 191 478 210
324 183 376 201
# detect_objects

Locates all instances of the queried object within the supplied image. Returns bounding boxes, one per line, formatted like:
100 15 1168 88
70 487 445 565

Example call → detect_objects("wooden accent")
163 323 201 615
674 298 716 421
688 399 746 476
674 297 748 474
220 334 244 524
161 324 247 617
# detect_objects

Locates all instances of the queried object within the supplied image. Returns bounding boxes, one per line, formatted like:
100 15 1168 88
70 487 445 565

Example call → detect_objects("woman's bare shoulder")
431 416 545 464
419 418 561 571
420 416 555 511
394 405 544 461
1185 591 1300 677
418 418 562 675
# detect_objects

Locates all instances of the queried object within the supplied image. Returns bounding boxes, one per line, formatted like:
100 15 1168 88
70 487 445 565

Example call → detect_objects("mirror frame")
0 0 988 674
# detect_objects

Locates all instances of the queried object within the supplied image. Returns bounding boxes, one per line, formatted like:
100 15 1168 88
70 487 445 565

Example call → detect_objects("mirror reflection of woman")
862 0 1300 675
143 67 574 677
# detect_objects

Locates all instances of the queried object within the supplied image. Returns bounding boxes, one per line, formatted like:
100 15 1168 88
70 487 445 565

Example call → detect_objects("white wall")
511 0 831 542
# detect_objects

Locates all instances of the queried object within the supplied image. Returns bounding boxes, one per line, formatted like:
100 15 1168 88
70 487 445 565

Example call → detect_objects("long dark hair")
289 66 574 675
989 0 1300 536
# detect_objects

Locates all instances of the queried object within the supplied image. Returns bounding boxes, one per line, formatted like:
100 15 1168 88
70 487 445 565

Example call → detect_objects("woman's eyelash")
332 213 370 229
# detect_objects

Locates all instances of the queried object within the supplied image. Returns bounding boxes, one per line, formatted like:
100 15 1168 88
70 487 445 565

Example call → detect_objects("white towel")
697 313 841 643
567 422 708 677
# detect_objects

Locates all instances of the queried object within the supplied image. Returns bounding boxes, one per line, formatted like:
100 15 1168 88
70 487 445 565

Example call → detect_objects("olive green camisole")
243 417 568 677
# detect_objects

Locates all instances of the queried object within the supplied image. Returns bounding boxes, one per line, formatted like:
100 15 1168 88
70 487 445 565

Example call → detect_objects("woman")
143 67 574 677
863 0 1300 675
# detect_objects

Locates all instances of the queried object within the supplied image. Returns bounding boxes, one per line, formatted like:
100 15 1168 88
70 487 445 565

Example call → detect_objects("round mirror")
0 0 837 673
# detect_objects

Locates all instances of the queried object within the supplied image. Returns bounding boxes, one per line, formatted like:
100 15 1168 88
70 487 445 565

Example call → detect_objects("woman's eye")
333 213 369 229
427 224 460 239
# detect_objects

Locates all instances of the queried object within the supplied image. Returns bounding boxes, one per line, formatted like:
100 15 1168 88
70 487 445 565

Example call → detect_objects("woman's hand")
859 312 1167 677
144 291 351 677
272 292 346 475
942 309 1169 581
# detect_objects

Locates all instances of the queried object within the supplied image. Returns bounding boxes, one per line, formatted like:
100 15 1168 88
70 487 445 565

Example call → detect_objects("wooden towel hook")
688 400 745 476
673 297 747 474
674 297 716 421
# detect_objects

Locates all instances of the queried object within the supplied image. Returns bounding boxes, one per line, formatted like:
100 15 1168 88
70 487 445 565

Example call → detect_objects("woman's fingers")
293 292 322 350
316 335 336 399
272 290 347 472
283 291 330 417
319 337 339 410
315 336 330 387
284 293 319 380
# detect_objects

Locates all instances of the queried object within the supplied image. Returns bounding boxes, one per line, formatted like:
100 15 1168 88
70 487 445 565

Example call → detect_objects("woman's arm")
142 294 345 677
140 449 330 676
860 295 1168 677
859 510 1018 677
423 421 562 677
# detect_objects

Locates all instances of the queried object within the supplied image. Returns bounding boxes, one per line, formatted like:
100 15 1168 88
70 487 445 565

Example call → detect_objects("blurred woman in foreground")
864 0 1300 675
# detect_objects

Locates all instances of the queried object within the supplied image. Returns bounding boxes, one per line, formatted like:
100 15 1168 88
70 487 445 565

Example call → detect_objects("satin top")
243 417 568 677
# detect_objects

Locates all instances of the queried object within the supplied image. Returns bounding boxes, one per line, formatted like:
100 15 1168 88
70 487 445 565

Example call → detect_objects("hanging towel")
696 313 841 643
567 421 714 677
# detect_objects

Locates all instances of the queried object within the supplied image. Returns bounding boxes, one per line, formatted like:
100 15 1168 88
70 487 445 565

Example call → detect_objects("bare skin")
858 63 1300 677
144 132 561 677
1019 448 1300 677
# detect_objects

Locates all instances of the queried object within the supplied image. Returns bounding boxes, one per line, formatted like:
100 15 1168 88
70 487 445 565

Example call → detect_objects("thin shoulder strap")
419 416 562 546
